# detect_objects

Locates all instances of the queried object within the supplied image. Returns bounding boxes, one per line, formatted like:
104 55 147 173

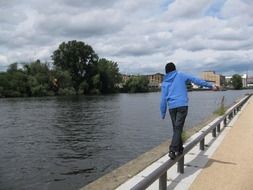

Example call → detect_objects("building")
120 73 164 89
121 74 132 84
201 71 225 87
247 76 253 88
145 73 164 88
242 74 248 88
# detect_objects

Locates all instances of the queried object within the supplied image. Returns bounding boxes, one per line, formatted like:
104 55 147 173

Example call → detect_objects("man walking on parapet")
160 62 217 160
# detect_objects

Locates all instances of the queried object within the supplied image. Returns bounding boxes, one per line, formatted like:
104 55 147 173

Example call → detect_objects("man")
160 62 217 160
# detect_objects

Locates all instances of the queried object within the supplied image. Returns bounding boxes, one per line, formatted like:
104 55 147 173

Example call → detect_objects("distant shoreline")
1 88 252 99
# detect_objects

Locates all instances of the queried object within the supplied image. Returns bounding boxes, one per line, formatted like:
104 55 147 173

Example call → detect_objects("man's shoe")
168 151 176 160
176 151 183 156
176 147 184 156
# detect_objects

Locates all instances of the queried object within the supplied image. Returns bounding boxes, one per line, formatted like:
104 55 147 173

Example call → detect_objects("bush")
58 87 76 96
31 85 48 97
89 88 100 95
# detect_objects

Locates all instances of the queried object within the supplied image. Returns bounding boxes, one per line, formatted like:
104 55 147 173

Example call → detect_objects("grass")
214 105 226 116
214 96 226 116
181 130 188 143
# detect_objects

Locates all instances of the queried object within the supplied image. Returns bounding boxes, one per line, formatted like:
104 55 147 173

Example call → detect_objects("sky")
0 0 253 76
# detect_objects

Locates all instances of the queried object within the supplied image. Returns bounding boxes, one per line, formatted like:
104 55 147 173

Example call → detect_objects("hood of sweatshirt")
163 70 177 82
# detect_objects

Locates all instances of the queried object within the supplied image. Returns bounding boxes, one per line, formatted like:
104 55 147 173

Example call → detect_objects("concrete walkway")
190 96 253 190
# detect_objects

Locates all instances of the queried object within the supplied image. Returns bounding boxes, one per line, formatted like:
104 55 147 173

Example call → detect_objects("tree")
7 63 18 73
124 76 149 93
23 60 51 96
96 58 122 94
0 67 28 97
51 69 75 95
231 74 243 90
51 40 98 94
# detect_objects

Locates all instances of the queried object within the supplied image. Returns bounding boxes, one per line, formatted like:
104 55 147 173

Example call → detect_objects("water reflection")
47 95 122 189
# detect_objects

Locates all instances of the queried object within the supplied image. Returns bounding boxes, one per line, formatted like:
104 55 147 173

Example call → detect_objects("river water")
0 90 252 190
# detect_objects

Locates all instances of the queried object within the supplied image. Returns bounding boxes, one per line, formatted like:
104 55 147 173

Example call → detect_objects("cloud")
166 0 213 19
0 0 253 76
0 55 8 66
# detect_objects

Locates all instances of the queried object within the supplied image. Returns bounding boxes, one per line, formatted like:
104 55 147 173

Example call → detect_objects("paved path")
189 96 253 190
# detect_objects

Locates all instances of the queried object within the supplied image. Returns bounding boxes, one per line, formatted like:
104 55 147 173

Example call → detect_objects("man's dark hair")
165 62 176 73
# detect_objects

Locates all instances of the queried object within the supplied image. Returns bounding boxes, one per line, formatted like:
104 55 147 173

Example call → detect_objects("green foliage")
51 40 98 94
96 58 122 94
231 74 243 90
7 63 18 73
23 60 51 96
58 87 76 96
123 76 149 93
214 106 226 115
79 80 89 94
91 74 101 93
0 40 123 98
181 131 188 143
51 69 73 95
0 69 28 97
51 41 121 95
0 60 53 97
30 84 48 97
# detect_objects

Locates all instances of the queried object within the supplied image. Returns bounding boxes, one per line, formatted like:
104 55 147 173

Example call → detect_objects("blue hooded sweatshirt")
160 70 213 119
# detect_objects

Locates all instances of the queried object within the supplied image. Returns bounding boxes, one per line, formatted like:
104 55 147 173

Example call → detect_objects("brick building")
145 73 164 88
201 71 225 87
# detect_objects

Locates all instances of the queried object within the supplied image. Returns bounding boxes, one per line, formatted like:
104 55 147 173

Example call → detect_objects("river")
0 90 252 190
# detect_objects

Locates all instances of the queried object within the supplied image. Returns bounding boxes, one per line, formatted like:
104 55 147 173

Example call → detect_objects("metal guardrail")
131 94 252 190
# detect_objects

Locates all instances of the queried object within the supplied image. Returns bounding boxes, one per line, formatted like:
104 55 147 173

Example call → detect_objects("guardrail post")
159 172 167 190
224 117 227 127
177 156 184 174
200 138 205 150
217 123 221 133
212 127 216 137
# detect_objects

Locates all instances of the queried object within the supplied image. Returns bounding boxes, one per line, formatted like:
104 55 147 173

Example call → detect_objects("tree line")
0 40 150 98
2 40 243 98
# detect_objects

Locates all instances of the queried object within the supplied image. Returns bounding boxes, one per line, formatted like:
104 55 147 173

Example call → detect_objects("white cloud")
166 0 213 19
0 55 8 65
0 0 253 75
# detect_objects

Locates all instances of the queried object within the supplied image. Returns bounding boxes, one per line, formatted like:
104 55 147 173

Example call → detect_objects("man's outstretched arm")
183 73 215 89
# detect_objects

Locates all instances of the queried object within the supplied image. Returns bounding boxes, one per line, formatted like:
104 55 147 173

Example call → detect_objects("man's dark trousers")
169 106 188 152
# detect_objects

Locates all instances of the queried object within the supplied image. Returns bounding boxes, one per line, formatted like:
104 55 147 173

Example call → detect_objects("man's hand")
212 84 219 91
